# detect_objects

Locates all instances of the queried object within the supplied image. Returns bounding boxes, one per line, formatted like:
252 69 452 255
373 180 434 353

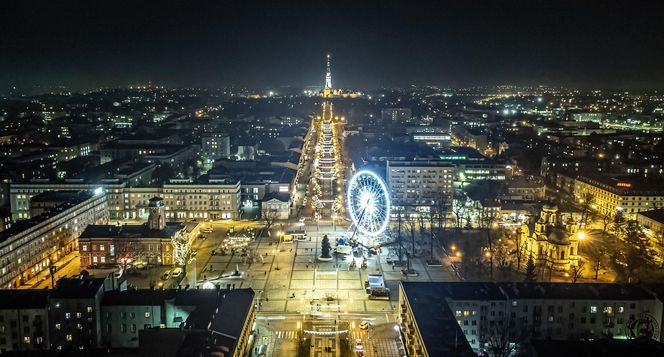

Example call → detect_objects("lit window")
23 336 30 344
66 334 73 342
590 306 597 313
82 245 88 252
55 323 61 330
87 307 93 313
65 313 71 319
145 312 150 318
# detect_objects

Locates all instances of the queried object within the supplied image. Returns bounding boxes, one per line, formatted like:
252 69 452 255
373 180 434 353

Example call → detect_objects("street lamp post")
49 264 57 289
189 257 197 287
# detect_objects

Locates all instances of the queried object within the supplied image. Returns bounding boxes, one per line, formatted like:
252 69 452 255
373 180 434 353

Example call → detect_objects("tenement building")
400 282 663 356
0 191 107 288
0 290 50 351
574 174 664 219
9 178 242 222
0 275 256 355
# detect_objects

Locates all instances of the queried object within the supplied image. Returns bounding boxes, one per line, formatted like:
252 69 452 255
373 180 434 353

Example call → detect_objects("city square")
2 1 664 356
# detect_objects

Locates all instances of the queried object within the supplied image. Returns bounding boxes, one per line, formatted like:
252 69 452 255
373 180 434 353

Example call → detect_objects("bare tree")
452 192 467 229
486 321 517 357
479 206 500 281
585 233 614 280
569 261 585 283
403 212 418 259
262 207 280 236
513 228 524 271
600 211 613 232
114 241 147 271
432 191 449 231
579 192 595 227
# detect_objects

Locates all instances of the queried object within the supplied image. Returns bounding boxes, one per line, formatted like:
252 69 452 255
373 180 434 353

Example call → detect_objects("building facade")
400 282 663 356
386 160 454 207
0 191 108 288
0 290 50 352
78 197 196 268
10 180 242 222
0 275 256 355
574 175 664 219
201 133 231 165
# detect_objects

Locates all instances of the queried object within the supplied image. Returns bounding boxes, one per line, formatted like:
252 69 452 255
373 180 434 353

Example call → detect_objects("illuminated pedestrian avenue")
307 101 345 223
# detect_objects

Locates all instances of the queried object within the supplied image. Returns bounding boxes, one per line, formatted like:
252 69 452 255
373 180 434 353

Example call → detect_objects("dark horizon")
2 0 664 91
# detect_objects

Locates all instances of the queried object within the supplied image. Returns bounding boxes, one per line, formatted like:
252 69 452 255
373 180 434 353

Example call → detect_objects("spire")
325 53 332 89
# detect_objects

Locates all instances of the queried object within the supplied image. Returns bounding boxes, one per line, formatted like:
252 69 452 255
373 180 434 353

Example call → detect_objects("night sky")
2 0 664 90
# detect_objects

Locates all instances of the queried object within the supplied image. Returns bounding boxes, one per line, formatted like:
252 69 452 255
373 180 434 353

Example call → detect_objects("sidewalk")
20 252 81 289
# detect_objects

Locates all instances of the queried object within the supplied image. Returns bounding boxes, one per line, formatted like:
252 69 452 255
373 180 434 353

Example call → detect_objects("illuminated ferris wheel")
347 170 391 236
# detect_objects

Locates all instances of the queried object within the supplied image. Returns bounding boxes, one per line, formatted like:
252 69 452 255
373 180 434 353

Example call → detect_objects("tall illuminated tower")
323 54 332 97
325 54 332 89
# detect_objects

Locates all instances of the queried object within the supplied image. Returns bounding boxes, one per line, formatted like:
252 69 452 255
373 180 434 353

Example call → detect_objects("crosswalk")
273 330 365 340
274 330 298 339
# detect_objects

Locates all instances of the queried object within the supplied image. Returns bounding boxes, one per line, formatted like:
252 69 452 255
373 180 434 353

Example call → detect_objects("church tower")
147 196 166 230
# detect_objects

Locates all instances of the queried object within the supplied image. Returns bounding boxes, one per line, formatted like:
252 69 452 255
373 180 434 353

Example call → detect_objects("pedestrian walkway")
365 338 404 357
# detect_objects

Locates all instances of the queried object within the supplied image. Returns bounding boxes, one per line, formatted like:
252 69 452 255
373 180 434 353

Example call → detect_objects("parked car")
171 267 183 278
161 270 171 280
202 228 213 233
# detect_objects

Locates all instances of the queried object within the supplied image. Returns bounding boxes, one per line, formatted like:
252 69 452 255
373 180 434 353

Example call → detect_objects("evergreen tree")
619 220 652 282
524 256 537 282
321 235 331 258
611 210 627 238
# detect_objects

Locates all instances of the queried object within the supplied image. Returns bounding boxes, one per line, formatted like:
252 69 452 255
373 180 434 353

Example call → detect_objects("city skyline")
2 1 664 356
2 0 664 91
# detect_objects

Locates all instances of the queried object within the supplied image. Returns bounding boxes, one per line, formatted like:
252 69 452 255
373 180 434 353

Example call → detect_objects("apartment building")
10 179 242 222
0 290 50 352
574 175 664 219
0 191 108 288
400 282 663 356
0 276 256 355
386 160 454 207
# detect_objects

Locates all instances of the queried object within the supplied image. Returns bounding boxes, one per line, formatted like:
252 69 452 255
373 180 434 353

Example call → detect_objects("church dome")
548 228 570 245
